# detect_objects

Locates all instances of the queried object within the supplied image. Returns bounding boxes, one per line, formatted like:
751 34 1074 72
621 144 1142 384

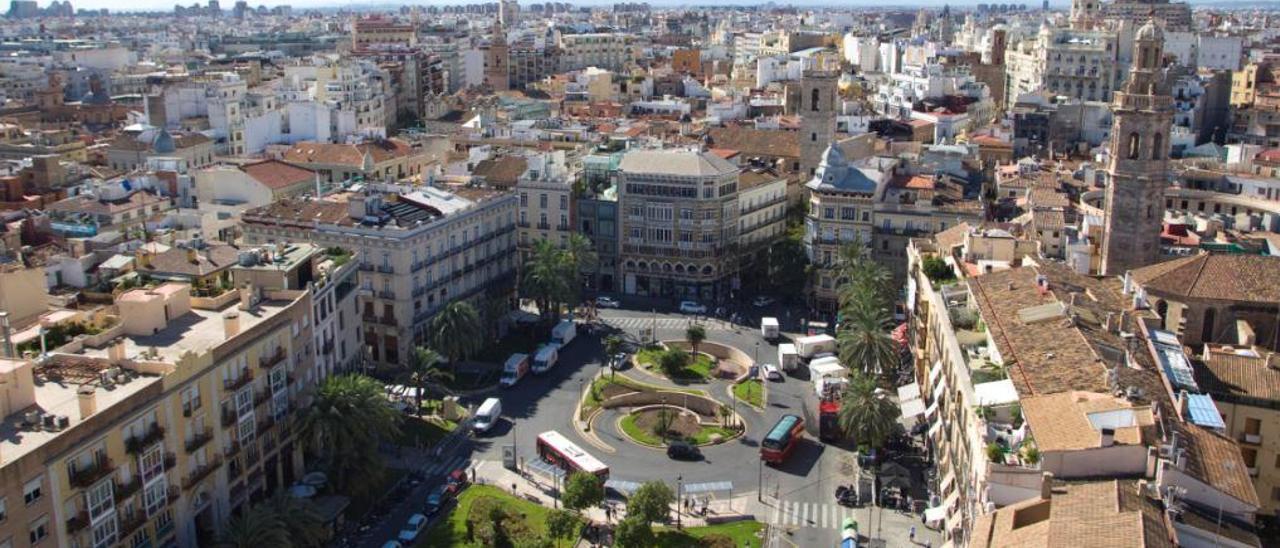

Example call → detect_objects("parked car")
610 352 630 370
398 514 428 543
760 363 783 381
667 441 703 461
446 469 468 494
424 487 447 515
596 296 621 308
752 296 776 307
381 542 404 548
679 301 707 314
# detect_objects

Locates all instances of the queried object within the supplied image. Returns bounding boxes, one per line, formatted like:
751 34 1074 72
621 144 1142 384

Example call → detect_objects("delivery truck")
552 320 577 346
778 343 799 372
796 334 837 359
809 358 848 398
500 353 530 388
532 344 560 374
760 317 780 341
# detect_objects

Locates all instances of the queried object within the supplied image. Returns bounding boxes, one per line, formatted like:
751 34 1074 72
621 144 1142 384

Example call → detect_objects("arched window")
1128 132 1141 160
811 88 820 112
1151 132 1163 160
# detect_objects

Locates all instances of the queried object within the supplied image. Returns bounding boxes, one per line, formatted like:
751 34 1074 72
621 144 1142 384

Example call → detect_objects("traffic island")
617 405 741 448
633 340 751 383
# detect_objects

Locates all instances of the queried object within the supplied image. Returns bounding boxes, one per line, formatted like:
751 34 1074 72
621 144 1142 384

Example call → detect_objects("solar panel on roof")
1185 393 1226 430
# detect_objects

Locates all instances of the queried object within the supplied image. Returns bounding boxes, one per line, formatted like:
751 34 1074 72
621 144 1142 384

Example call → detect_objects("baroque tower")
1101 20 1171 276
1070 0 1099 29
484 19 510 92
798 69 838 178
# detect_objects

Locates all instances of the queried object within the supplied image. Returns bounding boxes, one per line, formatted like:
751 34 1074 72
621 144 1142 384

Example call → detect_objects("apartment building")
240 183 518 369
557 33 630 72
516 152 573 256
616 149 740 301
0 243 354 548
804 146 886 313
904 239 1260 546
736 167 787 252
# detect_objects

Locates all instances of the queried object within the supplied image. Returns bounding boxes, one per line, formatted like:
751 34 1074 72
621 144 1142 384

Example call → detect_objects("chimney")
1100 427 1115 447
1177 390 1190 420
1105 312 1118 334
223 310 241 338
77 385 97 419
239 284 255 311
186 247 198 264
107 339 126 363
1040 472 1054 500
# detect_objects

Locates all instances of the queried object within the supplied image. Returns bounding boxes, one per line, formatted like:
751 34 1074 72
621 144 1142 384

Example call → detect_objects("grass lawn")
619 413 664 446
687 425 737 445
583 374 706 416
419 484 576 547
733 380 764 409
395 416 457 448
636 348 715 381
654 520 765 548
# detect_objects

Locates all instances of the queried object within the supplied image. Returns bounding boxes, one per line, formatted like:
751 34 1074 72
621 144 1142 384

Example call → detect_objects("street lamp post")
677 475 683 530
757 458 764 502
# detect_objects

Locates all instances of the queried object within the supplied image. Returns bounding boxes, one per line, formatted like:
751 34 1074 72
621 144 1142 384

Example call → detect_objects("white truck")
809 358 849 397
796 334 837 359
532 344 560 374
473 397 502 433
778 343 799 372
760 317 780 341
552 320 577 346
500 353 530 388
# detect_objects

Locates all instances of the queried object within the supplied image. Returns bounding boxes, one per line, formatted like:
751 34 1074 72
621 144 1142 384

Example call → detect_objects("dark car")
445 469 468 495
666 441 703 461
424 486 448 515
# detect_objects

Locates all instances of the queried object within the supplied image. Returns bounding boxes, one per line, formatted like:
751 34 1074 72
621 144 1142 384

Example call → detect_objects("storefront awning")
897 382 921 402
901 398 926 419
924 505 947 524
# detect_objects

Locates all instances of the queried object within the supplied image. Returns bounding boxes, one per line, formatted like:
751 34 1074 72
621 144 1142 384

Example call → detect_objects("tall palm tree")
213 505 291 548
264 494 328 548
403 346 453 414
562 233 598 310
522 240 570 322
836 371 901 451
427 301 483 373
300 374 401 496
837 300 899 375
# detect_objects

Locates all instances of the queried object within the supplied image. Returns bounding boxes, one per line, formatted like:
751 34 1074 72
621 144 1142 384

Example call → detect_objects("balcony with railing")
377 289 397 300
182 456 222 490
259 348 286 370
254 389 271 408
185 428 213 454
66 511 91 534
376 263 395 274
358 262 375 272
221 408 237 428
223 369 253 392
118 511 148 538
224 440 242 459
69 456 115 489
380 315 398 327
114 477 142 502
125 424 166 455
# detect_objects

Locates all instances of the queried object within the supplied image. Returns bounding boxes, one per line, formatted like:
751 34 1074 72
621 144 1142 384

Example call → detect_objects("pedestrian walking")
910 525 916 541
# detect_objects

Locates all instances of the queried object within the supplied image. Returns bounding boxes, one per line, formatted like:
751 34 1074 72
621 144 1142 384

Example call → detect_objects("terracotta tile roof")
1194 346 1280 404
705 127 800 158
1130 254 1280 304
242 198 354 228
969 480 1173 548
1174 421 1260 508
47 190 171 217
1027 186 1071 209
1019 391 1155 452
282 139 416 168
933 222 973 252
239 159 315 190
471 156 528 188
139 244 241 278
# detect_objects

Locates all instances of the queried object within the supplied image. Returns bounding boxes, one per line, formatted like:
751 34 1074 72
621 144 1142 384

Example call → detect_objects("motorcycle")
835 485 861 507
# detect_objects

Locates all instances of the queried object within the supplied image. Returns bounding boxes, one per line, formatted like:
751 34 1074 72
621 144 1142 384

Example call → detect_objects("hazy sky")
67 0 1071 13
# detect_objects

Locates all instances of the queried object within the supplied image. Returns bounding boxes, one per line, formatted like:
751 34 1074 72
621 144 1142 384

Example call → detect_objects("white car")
398 514 428 543
760 363 783 381
596 296 621 308
679 301 707 314
752 296 776 307
382 542 404 548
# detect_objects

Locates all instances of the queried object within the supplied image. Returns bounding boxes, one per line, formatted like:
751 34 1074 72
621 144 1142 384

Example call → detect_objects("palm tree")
604 335 623 357
427 301 483 373
523 240 571 323
562 233 598 310
403 346 452 414
837 301 899 375
300 374 401 496
213 505 291 548
685 324 706 357
264 494 328 548
836 371 901 451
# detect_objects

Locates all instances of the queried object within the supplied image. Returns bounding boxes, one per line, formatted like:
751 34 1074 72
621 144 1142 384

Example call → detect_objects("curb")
725 381 766 413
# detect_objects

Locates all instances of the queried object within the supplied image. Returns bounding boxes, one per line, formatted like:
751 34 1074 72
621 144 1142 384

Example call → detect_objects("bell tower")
1100 20 1172 276
797 69 838 178
484 20 510 92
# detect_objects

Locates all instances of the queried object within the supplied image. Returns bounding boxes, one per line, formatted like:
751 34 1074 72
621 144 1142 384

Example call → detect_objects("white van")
532 344 560 374
473 398 502 434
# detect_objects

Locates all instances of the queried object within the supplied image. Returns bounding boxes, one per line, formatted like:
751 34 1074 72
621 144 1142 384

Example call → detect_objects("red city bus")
761 414 805 464
536 430 610 479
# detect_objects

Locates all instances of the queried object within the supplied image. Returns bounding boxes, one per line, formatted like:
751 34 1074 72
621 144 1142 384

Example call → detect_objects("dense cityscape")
0 0 1277 547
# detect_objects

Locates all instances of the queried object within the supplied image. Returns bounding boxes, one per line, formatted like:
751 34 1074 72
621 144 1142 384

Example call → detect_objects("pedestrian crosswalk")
767 500 863 530
421 455 470 477
602 316 736 331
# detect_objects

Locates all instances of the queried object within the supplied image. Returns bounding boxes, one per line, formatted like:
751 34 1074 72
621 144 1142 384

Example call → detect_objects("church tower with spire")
1100 20 1172 276
483 19 510 91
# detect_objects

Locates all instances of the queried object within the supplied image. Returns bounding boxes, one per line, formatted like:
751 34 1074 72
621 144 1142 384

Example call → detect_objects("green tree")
561 471 604 512
836 371 901 451
613 516 654 548
836 300 899 376
523 239 571 322
545 508 581 547
921 255 954 282
651 407 675 441
264 494 328 548
403 346 452 415
685 324 706 357
657 349 689 376
626 481 675 525
300 374 401 496
213 505 291 548
427 300 483 373
604 335 623 358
